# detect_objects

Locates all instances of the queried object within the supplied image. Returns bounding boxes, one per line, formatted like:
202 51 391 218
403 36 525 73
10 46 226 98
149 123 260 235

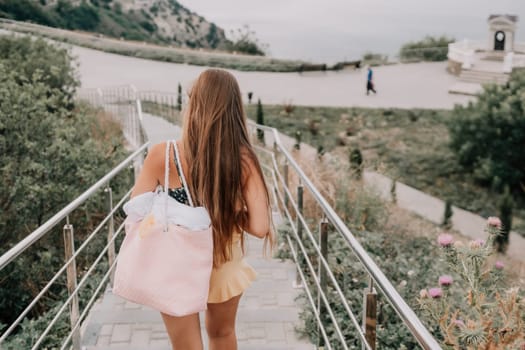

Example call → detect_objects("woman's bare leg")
205 294 242 350
161 312 203 350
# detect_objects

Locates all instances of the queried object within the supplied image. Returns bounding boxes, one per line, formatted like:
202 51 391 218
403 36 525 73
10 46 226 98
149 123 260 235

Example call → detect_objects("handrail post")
283 161 289 208
63 218 81 350
295 183 304 287
317 218 328 348
362 278 377 350
105 186 116 286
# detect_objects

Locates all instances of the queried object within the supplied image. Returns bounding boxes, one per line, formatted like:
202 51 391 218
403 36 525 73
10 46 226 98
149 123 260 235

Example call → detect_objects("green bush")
226 25 266 56
448 69 525 192
0 36 131 347
256 99 265 144
400 36 454 62
0 0 57 26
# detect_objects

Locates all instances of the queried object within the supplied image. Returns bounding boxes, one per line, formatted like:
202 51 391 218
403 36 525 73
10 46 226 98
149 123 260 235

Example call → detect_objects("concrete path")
80 113 313 349
73 46 473 110
81 236 312 350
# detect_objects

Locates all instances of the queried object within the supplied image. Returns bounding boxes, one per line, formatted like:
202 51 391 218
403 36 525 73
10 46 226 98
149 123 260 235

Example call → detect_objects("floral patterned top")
168 187 189 205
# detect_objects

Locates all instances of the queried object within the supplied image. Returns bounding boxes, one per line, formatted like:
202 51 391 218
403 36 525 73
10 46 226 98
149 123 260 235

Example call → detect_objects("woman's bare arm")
242 157 270 238
130 142 164 199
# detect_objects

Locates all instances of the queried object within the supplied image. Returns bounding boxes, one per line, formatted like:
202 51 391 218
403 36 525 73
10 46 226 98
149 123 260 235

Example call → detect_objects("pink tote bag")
113 140 213 316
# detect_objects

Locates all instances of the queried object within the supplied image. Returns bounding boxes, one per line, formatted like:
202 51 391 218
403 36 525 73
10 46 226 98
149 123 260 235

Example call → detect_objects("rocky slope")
0 0 229 49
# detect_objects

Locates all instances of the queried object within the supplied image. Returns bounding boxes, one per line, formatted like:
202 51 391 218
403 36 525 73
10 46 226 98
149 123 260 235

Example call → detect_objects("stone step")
459 69 509 84
448 82 483 96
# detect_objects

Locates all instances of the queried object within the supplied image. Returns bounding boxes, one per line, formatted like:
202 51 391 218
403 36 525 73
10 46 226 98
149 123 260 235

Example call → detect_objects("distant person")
366 67 377 95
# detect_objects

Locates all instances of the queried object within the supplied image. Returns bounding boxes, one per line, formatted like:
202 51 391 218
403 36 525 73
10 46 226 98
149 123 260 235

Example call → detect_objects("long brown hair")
182 69 271 266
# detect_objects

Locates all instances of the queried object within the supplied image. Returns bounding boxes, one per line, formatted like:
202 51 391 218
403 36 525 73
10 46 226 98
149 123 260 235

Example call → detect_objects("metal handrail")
0 143 148 271
0 87 440 349
248 122 441 349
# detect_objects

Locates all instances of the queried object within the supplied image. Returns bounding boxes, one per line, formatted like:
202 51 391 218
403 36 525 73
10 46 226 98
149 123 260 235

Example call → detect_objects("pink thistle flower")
469 239 485 249
437 233 454 247
495 261 505 270
453 319 465 328
428 288 443 299
438 275 453 286
487 216 502 228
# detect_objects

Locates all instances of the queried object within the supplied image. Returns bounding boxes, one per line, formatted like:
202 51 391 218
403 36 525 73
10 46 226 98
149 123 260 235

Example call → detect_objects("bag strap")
163 141 171 231
163 141 170 194
173 140 195 207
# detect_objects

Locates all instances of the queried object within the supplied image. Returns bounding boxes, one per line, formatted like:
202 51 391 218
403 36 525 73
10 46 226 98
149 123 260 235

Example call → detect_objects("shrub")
0 36 130 346
400 36 454 62
349 147 363 179
496 187 513 253
177 82 182 111
283 100 295 116
226 25 266 56
419 219 524 348
294 131 301 150
442 200 453 229
390 179 397 204
448 69 525 192
256 99 265 144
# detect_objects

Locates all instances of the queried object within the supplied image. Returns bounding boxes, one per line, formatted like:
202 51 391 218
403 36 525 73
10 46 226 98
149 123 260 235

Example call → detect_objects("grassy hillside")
0 0 229 49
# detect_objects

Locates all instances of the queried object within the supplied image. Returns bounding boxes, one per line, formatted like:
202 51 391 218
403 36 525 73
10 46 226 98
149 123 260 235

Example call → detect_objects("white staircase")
459 69 510 85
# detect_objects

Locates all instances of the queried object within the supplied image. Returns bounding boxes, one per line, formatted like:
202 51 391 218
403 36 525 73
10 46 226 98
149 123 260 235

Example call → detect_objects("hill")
0 0 229 50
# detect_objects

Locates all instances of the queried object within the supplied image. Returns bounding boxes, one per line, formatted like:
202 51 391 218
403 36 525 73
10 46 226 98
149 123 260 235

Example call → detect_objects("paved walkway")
80 113 313 349
74 46 473 110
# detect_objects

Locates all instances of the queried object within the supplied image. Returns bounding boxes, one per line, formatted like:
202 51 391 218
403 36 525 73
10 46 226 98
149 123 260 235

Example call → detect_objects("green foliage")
362 52 388 66
442 200 453 229
177 82 182 111
400 36 454 62
448 69 525 192
390 179 397 204
226 25 266 56
55 0 101 30
206 23 220 48
256 99 265 144
0 0 57 26
0 36 131 346
496 186 513 253
419 225 524 348
294 131 301 150
292 221 446 348
0 35 77 97
349 147 363 179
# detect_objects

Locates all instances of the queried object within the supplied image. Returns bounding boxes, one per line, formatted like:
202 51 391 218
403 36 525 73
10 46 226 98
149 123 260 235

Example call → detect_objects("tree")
0 36 130 339
496 186 513 253
177 83 182 111
441 200 453 229
226 25 266 56
448 69 525 193
349 147 363 179
256 99 265 144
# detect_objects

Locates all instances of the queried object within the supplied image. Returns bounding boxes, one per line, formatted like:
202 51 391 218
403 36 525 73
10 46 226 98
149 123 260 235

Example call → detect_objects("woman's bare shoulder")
144 141 169 171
